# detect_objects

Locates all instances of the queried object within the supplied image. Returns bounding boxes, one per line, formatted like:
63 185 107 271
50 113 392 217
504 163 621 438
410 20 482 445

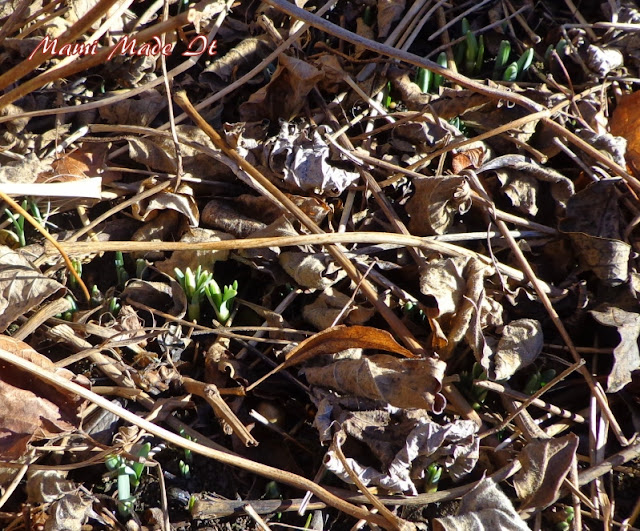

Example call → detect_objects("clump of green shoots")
415 52 448 94
178 428 194 479
492 40 534 81
56 294 77 321
175 265 213 322
425 463 442 493
454 18 484 76
174 266 238 323
105 442 151 517
114 251 129 288
523 368 556 395
457 362 489 410
205 279 238 324
4 198 49 247
556 506 574 530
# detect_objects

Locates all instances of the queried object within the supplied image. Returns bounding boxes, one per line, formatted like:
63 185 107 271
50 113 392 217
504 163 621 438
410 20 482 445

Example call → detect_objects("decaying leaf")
201 199 267 237
279 251 347 289
303 354 446 410
239 54 323 122
479 155 574 216
0 246 65 333
303 287 375 330
377 0 405 38
559 180 630 285
131 181 199 227
200 37 274 88
586 44 624 77
0 336 87 459
127 125 234 181
98 89 166 127
263 121 359 195
121 278 187 320
324 417 478 495
433 477 531 531
389 418 479 489
513 434 579 511
590 306 640 393
406 175 472 235
155 228 233 278
489 319 543 381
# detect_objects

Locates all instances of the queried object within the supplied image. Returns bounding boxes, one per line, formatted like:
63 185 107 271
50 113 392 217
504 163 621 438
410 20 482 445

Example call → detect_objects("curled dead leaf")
406 175 472 235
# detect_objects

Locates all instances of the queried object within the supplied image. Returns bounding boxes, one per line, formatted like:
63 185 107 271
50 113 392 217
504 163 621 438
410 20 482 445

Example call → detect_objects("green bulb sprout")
3 198 47 247
458 362 489 410
523 369 556 395
105 442 151 517
205 278 238 324
114 251 129 288
175 265 213 322
425 463 442 493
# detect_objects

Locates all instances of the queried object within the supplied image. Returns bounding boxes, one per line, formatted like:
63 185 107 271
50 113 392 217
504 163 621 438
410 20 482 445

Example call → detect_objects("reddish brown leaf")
283 325 417 369
610 90 640 172
0 336 87 459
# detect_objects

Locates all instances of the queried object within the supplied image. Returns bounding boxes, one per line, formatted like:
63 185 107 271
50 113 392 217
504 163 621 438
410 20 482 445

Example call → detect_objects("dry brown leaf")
513 434 579 511
283 325 417 369
0 246 65 333
0 336 87 459
406 175 472 235
98 89 166 127
303 287 375 329
304 354 446 409
377 0 405 38
200 37 274 88
489 319 543 381
239 54 323 122
590 306 640 393
263 121 359 195
558 180 630 285
127 126 233 181
201 199 267 237
279 251 347 289
433 477 530 531
121 278 187 320
155 228 233 278
313 54 346 93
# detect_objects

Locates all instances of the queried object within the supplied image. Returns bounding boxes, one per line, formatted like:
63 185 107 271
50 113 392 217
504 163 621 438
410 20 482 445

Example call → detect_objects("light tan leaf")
513 434 579 510
0 336 87 459
407 175 472 235
155 228 233 278
590 307 640 393
304 354 446 409
303 288 374 330
433 477 530 531
0 246 65 332
279 251 347 289
490 319 543 381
